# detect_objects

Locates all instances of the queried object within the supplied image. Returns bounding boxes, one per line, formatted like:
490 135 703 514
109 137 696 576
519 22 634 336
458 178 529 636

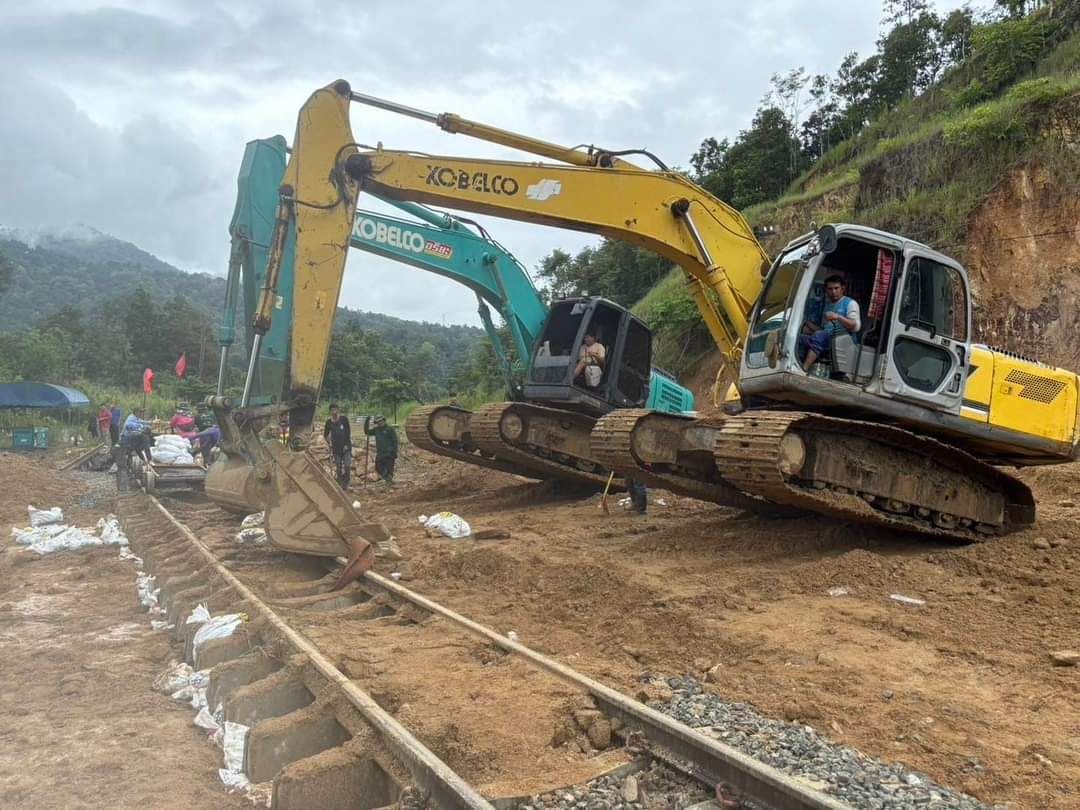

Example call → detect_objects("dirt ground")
346 442 1078 810
0 452 247 810
1 439 1078 809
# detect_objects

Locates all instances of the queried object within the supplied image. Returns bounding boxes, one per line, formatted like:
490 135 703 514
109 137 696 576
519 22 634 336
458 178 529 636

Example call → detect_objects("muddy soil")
347 443 1078 810
0 452 247 810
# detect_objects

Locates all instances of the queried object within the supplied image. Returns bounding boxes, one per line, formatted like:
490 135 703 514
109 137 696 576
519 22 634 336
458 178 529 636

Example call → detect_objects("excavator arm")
347 150 771 368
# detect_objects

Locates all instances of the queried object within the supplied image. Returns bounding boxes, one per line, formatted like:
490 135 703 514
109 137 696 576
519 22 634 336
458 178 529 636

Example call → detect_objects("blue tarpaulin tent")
0 383 90 409
0 383 91 449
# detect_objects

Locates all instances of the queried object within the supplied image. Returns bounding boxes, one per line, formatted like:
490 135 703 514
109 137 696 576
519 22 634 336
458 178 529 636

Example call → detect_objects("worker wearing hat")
364 414 399 486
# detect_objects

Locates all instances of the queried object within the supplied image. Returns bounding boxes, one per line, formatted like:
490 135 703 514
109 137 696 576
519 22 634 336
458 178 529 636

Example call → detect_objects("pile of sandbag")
152 434 195 465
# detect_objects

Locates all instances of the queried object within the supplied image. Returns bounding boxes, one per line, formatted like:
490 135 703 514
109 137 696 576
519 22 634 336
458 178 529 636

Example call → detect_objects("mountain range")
0 224 484 351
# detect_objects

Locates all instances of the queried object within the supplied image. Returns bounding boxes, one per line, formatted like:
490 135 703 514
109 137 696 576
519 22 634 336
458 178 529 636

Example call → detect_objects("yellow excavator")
209 80 1079 563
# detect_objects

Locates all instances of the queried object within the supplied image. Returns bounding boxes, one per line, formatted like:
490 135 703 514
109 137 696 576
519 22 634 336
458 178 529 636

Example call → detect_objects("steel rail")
150 496 494 810
357 569 849 810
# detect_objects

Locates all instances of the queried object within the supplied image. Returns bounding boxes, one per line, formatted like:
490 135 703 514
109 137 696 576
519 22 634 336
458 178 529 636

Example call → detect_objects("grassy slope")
636 18 1080 381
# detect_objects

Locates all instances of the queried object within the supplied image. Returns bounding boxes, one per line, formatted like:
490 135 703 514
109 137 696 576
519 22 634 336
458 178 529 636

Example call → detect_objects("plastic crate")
11 427 48 450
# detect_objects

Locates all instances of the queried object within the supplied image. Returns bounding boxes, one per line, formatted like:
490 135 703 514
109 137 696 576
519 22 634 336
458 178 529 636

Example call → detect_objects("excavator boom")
350 150 770 364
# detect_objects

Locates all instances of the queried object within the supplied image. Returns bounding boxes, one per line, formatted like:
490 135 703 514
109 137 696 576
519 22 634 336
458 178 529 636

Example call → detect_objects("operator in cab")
798 274 860 372
574 333 605 387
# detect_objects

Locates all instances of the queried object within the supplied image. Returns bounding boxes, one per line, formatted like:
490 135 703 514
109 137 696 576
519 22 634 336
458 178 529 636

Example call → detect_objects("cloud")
0 0 967 324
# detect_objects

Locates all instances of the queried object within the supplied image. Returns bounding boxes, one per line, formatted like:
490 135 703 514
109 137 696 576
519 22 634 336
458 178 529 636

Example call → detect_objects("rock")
621 775 639 802
781 700 822 721
705 664 724 683
1049 650 1079 667
573 708 602 731
816 652 838 667
551 722 574 747
693 656 712 671
1050 537 1067 547
1033 538 1052 550
903 773 922 786
1059 499 1076 507
1033 752 1053 767
882 689 894 701
587 717 612 749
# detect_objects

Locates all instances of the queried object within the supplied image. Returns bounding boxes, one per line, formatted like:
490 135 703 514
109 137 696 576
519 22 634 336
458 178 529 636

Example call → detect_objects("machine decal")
423 240 454 260
353 215 428 254
424 165 520 196
526 179 563 201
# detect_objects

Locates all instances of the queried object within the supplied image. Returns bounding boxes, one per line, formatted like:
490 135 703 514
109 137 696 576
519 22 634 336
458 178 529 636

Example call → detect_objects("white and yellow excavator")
208 80 1080 565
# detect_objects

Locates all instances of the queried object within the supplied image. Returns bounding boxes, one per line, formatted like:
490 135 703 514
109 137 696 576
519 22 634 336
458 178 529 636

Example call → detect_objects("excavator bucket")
205 409 388 589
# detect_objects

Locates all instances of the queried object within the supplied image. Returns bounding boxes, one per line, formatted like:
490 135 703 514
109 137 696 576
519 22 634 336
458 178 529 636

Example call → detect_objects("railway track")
116 491 849 810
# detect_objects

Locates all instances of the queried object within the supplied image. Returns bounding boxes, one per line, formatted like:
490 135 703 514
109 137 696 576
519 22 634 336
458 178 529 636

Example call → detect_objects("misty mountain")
0 225 485 356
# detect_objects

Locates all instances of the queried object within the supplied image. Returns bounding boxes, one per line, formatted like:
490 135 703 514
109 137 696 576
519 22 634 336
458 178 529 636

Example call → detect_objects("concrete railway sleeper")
117 492 847 810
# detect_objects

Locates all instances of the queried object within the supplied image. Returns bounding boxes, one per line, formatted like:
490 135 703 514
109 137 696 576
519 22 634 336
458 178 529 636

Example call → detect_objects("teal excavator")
212 135 693 496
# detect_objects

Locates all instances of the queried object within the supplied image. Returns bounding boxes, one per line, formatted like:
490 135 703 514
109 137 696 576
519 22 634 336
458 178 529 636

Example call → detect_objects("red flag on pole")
143 368 155 394
175 353 187 379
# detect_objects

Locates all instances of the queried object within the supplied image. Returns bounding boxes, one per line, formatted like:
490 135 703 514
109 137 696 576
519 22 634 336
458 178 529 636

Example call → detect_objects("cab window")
898 258 968 341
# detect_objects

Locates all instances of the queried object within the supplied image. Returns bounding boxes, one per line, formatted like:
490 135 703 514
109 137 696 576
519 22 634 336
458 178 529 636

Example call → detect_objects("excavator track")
591 409 785 515
470 402 618 489
713 411 1035 542
404 405 537 479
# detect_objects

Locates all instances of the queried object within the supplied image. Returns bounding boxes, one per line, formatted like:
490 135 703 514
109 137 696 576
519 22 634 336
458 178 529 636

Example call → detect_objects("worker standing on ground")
121 408 153 463
323 404 352 488
97 405 111 443
626 477 648 514
109 403 122 446
364 415 399 487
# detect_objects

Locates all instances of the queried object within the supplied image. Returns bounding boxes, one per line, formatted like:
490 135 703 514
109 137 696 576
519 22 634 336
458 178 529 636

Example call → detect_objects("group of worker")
323 404 399 488
92 402 221 466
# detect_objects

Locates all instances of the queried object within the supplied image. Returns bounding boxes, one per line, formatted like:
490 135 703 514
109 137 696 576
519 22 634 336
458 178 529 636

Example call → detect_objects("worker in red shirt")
97 406 112 444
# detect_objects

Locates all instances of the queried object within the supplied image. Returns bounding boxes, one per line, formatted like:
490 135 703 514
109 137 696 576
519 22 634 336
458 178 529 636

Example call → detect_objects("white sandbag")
155 434 190 449
192 613 244 651
424 511 471 539
154 662 194 694
27 525 102 555
136 573 159 608
11 523 67 546
241 512 265 529
96 515 128 546
28 505 64 527
194 706 221 733
222 721 248 773
151 447 195 465
186 603 211 625
235 527 267 545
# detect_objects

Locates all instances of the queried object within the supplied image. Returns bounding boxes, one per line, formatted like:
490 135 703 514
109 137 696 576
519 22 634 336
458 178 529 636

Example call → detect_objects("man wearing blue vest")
799 274 860 372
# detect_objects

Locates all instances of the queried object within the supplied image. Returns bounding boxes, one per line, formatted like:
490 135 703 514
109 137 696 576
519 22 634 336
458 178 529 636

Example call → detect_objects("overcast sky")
0 1 968 326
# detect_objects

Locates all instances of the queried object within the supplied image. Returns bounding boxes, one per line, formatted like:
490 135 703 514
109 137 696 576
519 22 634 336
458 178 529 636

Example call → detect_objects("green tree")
369 378 411 421
0 249 14 294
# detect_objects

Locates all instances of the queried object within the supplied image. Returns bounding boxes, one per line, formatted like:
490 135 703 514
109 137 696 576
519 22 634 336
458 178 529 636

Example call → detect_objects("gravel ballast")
648 675 1000 810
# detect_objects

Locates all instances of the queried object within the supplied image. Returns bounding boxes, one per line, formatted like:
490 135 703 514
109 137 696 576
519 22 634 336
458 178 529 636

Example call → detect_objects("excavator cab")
524 297 653 415
741 224 974 422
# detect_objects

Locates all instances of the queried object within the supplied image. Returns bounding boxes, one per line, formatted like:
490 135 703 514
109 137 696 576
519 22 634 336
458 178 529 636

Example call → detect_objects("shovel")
600 471 616 515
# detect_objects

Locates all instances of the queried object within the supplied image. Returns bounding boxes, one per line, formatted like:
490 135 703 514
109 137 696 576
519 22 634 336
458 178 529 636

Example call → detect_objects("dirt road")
346 445 1079 809
1 442 1077 809
0 452 246 810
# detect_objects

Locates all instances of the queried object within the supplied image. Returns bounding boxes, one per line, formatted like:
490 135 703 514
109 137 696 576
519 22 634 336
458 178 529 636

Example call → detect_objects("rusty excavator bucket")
204 80 389 588
206 402 390 589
